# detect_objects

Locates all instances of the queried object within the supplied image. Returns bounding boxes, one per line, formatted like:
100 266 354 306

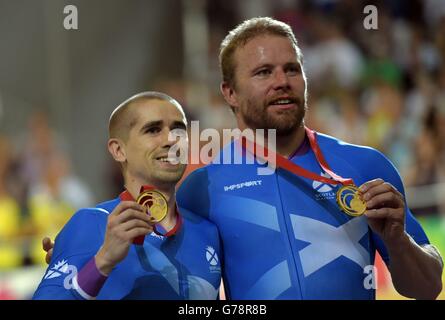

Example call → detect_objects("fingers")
106 204 156 243
360 179 404 209
111 201 145 217
120 219 154 232
111 208 154 226
45 249 53 265
42 237 54 264
364 207 403 220
110 221 153 243
359 178 384 193
42 237 54 252
366 189 403 209
99 202 156 269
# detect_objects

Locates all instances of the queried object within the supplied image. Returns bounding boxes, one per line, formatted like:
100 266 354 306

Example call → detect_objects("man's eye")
286 66 301 76
256 69 271 76
146 127 161 134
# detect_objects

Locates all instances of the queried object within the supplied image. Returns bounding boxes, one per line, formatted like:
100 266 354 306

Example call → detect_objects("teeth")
158 158 176 162
273 99 292 105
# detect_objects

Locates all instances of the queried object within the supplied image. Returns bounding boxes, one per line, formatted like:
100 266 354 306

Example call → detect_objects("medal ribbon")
241 126 355 186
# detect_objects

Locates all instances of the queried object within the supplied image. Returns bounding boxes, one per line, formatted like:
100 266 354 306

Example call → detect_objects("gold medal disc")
136 190 168 222
336 185 367 217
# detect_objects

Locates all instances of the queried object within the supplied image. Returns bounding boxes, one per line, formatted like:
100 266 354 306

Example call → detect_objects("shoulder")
60 207 107 231
177 167 211 217
59 197 121 237
95 198 121 214
179 167 209 193
317 132 400 182
53 204 113 254
317 132 385 161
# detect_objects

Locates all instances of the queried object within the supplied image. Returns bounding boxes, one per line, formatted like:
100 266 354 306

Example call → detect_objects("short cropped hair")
108 91 184 141
219 17 303 87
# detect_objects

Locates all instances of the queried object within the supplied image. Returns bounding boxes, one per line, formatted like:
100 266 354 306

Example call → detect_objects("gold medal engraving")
136 190 168 222
336 185 367 217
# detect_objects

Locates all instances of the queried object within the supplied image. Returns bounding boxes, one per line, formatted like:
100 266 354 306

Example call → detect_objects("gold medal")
136 190 168 222
336 185 367 217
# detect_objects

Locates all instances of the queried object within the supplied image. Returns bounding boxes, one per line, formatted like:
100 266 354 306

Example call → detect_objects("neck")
124 176 178 230
237 117 306 158
275 126 306 157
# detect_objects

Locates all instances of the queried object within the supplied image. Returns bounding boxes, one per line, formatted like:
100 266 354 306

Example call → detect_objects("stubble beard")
241 97 306 137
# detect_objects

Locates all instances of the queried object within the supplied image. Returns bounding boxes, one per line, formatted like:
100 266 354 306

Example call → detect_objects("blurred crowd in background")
0 0 444 299
0 111 93 269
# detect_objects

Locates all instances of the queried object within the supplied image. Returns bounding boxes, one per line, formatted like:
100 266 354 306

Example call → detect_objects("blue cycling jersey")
33 192 222 300
178 132 429 300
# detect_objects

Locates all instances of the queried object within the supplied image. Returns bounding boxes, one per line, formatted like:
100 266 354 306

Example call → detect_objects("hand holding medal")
358 178 406 242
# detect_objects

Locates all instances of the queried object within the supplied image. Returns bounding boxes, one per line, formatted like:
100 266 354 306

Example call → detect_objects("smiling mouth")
268 97 298 109
156 156 178 163
269 97 298 105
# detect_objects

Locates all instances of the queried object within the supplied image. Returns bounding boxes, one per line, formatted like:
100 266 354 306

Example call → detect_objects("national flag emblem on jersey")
206 246 219 266
44 260 70 280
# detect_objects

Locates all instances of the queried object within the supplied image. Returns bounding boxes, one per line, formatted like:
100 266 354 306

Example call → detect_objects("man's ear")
108 138 126 164
221 81 240 112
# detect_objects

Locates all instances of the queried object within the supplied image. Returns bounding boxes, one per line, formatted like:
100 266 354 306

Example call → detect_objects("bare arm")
386 234 443 299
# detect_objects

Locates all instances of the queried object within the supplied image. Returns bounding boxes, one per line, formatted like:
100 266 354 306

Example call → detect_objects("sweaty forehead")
236 35 299 66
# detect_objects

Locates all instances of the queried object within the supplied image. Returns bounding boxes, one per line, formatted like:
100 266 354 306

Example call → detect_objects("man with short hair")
178 17 443 300
33 92 221 300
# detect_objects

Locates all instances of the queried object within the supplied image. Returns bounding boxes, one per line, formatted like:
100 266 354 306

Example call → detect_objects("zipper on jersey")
274 172 304 299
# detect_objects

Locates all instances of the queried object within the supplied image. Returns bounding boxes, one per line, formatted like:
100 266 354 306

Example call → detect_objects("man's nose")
161 129 176 148
272 70 291 90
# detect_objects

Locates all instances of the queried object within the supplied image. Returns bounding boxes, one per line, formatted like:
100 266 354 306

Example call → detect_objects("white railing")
405 182 445 210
